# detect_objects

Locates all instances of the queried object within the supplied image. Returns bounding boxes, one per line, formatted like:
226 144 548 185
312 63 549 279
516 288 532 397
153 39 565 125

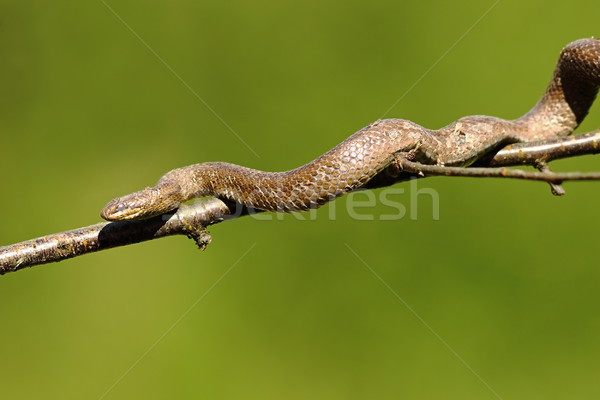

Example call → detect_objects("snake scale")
101 38 600 221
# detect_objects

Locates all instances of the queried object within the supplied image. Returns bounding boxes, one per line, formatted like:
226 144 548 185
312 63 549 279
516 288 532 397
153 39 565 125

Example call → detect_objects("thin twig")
397 160 600 182
2 130 600 275
535 160 565 196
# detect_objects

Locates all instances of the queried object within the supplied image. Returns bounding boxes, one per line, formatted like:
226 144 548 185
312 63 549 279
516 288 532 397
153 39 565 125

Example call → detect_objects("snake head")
100 186 180 221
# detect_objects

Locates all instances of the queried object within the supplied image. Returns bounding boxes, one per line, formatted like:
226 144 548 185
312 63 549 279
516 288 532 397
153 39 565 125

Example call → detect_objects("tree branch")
398 158 600 183
0 198 235 275
2 129 600 275
484 129 600 166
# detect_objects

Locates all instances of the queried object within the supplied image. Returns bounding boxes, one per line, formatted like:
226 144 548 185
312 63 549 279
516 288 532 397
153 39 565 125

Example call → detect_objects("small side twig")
535 160 565 196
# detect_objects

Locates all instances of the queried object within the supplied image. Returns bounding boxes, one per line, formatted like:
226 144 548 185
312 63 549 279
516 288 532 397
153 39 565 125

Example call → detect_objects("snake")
101 38 600 221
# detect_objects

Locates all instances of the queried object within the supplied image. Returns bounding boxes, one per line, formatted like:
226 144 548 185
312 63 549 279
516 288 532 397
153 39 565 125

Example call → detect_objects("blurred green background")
1 1 600 399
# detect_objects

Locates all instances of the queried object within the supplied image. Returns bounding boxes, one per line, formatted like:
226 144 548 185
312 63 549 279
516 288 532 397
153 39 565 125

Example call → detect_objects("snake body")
101 38 600 221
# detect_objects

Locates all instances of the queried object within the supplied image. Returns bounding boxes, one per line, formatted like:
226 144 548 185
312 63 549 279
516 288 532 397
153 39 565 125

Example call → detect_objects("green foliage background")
1 1 599 399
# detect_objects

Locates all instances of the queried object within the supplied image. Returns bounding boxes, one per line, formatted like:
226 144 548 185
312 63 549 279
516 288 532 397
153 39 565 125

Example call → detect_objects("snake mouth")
100 189 159 221
100 186 180 221
100 200 146 221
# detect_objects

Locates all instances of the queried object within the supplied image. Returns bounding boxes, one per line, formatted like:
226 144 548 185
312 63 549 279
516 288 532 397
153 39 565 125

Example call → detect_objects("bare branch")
0 198 234 275
486 129 600 166
2 129 600 275
397 159 600 182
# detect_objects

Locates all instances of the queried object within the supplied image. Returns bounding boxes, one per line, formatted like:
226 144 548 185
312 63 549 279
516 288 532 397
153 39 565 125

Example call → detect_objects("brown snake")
101 38 600 221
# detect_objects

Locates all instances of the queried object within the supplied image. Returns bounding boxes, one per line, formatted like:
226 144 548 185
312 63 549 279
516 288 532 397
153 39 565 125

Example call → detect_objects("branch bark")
2 129 600 275
0 198 235 275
